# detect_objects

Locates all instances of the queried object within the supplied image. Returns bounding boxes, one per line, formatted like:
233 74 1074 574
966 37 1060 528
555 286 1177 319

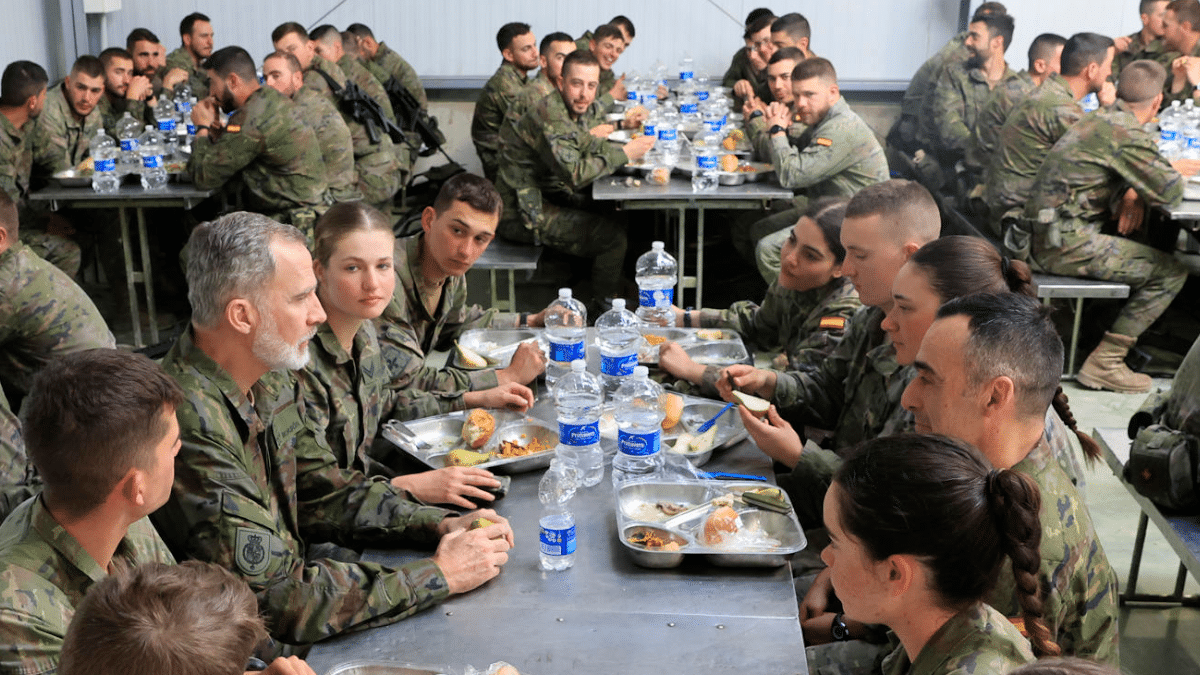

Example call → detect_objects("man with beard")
96 48 153 138
155 211 513 652
126 27 185 96
29 56 104 178
1116 0 1173 73
920 13 1017 169
472 22 538 181
188 47 325 235
165 12 215 99
506 32 576 125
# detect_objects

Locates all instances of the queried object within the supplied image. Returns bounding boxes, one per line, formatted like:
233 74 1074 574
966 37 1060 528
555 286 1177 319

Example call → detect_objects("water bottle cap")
651 241 664 251
612 298 626 310
633 365 649 378
571 360 586 372
558 287 572 299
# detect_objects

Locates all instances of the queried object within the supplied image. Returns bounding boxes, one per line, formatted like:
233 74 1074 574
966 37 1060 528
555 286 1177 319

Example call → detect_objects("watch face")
831 614 849 641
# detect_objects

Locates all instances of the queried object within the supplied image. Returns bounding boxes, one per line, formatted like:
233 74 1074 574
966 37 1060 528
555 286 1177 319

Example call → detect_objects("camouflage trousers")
18 230 80 278
357 154 403 215
1033 220 1187 338
498 202 627 303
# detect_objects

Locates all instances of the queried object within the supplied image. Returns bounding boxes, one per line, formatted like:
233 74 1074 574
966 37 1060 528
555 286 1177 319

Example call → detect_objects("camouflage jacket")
0 241 115 397
0 498 174 675
472 61 530 178
376 232 517 401
1115 31 1173 76
373 42 428 109
768 97 889 201
0 113 31 202
0 388 35 525
153 327 453 647
189 86 327 220
972 69 1036 173
495 90 629 235
506 73 555 130
722 48 771 108
903 31 969 119
985 73 1082 215
881 602 1034 675
164 46 208 99
1025 101 1182 233
699 275 861 392
292 86 360 203
96 93 148 141
922 60 1016 161
747 110 808 163
988 435 1120 664
773 305 915 450
575 31 596 53
1163 41 1200 106
29 82 103 177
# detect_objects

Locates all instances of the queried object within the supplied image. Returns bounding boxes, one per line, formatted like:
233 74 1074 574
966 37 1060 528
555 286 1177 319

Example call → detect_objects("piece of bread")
462 409 495 449
703 505 740 545
661 393 683 430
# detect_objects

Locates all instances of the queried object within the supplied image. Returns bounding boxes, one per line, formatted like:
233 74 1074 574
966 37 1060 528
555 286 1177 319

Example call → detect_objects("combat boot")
1077 332 1152 393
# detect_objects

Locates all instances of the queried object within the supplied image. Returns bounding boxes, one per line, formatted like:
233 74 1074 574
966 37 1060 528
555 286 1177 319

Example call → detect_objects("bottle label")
93 158 116 173
142 154 163 169
1188 136 1200 150
157 119 176 132
618 429 661 456
175 100 192 113
658 128 677 142
696 90 710 101
559 421 600 446
187 124 197 135
643 123 656 137
627 91 639 101
120 138 139 152
600 352 637 377
679 103 699 114
539 523 577 556
638 287 674 308
705 119 722 132
548 339 585 363
680 70 694 80
697 155 718 170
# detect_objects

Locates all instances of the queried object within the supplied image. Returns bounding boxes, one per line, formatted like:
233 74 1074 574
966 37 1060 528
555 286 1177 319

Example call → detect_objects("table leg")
117 206 143 347
675 205 686 309
696 207 706 308
136 207 159 345
1124 511 1150 603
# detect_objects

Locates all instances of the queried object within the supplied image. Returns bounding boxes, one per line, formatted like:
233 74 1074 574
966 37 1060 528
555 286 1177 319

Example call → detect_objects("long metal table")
593 177 793 308
306 339 808 675
28 183 214 347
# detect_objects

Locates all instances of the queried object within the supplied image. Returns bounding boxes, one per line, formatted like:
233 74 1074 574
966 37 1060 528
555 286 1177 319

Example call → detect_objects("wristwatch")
749 109 765 120
831 612 851 641
768 124 786 136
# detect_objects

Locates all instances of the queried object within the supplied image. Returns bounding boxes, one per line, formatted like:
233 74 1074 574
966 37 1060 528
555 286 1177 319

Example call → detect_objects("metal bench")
471 238 543 312
1032 274 1131 375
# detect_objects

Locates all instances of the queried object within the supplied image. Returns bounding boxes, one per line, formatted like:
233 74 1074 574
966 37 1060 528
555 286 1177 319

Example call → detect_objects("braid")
987 469 1061 657
1052 386 1100 463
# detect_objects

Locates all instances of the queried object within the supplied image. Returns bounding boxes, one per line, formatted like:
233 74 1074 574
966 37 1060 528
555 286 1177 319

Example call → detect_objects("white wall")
4 0 68 79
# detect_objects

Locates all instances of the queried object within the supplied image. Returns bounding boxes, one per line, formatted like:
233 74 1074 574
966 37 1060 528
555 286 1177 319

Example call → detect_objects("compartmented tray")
615 481 807 568
597 396 747 467
326 663 448 675
637 327 750 367
382 409 558 474
450 329 545 370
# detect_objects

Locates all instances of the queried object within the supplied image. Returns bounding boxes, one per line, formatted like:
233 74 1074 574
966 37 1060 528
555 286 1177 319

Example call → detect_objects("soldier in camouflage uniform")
97 48 152 139
0 190 114 402
506 33 577 128
0 386 33 523
164 12 213 100
1160 0 1200 104
747 59 890 280
376 175 546 401
126 27 170 98
971 33 1065 177
583 23 629 109
273 23 402 216
189 47 327 238
903 293 1119 664
263 51 362 204
0 349 180 674
154 212 513 650
1027 60 1188 393
495 51 655 308
1115 0 1173 74
347 24 430 110
985 34 1114 237
472 22 537 181
28 58 104 178
727 14 778 109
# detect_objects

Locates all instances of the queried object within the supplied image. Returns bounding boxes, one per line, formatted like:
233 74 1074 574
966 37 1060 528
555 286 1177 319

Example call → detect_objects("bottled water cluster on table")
1156 99 1200 160
624 55 739 192
91 83 200 193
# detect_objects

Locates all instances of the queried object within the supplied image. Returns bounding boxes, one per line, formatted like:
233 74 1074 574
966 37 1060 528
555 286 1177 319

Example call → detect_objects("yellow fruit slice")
455 341 489 369
446 448 492 467
660 393 683 430
732 390 770 418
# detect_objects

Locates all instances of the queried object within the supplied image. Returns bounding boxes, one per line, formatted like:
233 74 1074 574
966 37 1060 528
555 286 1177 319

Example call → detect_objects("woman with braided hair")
824 433 1057 675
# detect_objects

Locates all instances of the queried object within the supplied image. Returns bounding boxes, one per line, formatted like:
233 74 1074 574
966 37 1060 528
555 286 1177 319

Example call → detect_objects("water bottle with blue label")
116 112 141 173
657 112 680 165
595 298 642 397
635 241 678 327
154 97 179 160
554 360 604 487
538 458 579 571
137 125 167 190
611 366 665 485
1080 92 1100 113
89 129 120 194
544 287 587 387
692 127 719 193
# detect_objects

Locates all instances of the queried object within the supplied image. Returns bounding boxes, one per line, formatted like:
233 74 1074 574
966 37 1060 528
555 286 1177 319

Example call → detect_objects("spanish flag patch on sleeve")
819 316 846 330
226 124 241 133
815 137 833 147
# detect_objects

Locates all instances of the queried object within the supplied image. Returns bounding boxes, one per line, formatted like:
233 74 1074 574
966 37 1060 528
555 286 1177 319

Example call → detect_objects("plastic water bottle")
642 105 658 139
694 75 711 103
692 127 719 193
116 112 141 173
635 241 678 327
90 129 120 194
611 366 665 485
154 97 178 159
679 53 695 83
595 298 642 397
678 91 701 126
173 82 193 115
554 360 605 487
1080 92 1100 113
138 125 168 190
538 458 578 571
657 112 680 166
544 288 587 388
181 109 195 153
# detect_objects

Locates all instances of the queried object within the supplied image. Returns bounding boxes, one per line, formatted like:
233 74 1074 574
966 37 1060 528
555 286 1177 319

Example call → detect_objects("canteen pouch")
1124 424 1200 512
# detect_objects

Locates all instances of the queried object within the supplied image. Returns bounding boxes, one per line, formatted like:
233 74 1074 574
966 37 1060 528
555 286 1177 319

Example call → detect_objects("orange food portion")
660 393 683 430
643 333 667 346
649 167 671 185
721 136 738 150
462 409 496 449
719 154 739 172
703 505 740 545
495 436 553 458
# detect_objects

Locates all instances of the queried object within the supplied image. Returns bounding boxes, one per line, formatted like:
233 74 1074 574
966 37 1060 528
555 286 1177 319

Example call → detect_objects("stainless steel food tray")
382 409 557 474
450 329 545 370
325 662 448 675
635 327 749 366
597 395 747 466
615 481 806 568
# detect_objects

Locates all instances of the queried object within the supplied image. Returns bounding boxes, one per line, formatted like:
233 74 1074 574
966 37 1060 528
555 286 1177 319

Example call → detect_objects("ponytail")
1003 256 1035 298
1051 386 1100 464
986 468 1061 657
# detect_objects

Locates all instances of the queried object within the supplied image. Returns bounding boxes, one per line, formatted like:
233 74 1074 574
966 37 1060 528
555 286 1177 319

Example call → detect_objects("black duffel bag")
1125 424 1200 513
